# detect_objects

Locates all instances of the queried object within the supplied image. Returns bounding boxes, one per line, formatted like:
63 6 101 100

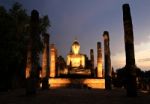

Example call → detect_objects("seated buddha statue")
67 40 85 70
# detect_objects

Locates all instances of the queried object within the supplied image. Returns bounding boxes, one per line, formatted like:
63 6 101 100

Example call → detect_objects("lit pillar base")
48 78 105 89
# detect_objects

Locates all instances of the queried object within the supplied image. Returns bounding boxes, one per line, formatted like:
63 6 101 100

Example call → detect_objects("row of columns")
25 4 138 95
44 36 109 80
25 16 57 89
90 31 112 86
41 43 57 78
90 4 138 94
26 34 57 79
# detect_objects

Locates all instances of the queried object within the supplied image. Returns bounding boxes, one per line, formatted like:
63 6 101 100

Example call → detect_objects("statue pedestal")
69 68 91 76
48 78 105 89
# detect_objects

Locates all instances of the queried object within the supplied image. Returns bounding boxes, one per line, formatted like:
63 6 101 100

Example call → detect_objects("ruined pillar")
123 4 137 96
123 4 135 66
50 44 57 77
41 33 50 89
42 33 50 78
25 10 39 79
90 49 94 76
25 10 40 95
103 31 112 90
25 45 32 79
97 42 103 78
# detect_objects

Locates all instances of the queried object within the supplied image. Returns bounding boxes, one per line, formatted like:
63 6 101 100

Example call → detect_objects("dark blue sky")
1 0 150 70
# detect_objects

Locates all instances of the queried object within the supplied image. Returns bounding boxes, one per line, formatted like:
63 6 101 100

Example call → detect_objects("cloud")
112 39 150 70
138 58 150 62
111 51 125 69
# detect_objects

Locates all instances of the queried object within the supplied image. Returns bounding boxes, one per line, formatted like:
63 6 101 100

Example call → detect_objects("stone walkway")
0 88 150 104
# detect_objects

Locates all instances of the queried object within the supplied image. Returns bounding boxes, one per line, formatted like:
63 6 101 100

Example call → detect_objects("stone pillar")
25 45 32 79
123 4 135 66
123 4 137 96
103 31 112 90
41 33 50 89
25 10 39 79
25 10 40 95
97 42 103 78
41 33 50 78
90 49 94 76
50 44 57 77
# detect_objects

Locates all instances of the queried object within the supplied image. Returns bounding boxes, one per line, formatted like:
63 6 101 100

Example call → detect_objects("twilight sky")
1 0 150 70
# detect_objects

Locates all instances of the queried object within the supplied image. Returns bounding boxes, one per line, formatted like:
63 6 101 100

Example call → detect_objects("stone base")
48 78 105 89
69 68 91 76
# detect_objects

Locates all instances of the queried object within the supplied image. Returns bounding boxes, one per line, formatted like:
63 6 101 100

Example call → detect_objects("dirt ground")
0 88 150 104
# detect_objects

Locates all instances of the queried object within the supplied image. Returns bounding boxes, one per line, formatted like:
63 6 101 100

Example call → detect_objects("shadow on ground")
0 88 150 104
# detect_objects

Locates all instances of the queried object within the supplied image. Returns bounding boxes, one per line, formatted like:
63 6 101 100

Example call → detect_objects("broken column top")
104 31 109 35
31 9 39 22
123 4 132 20
123 3 130 9
103 31 109 40
90 49 94 52
97 42 101 48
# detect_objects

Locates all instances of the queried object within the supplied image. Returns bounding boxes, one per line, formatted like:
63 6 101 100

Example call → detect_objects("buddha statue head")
72 40 80 55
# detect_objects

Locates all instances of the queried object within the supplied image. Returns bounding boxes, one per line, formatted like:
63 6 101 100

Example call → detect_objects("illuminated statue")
67 40 85 69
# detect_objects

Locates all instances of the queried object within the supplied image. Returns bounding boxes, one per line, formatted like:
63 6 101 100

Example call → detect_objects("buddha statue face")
72 41 80 55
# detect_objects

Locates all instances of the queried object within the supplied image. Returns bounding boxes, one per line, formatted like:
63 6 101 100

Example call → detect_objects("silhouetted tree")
0 3 29 90
0 2 50 91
